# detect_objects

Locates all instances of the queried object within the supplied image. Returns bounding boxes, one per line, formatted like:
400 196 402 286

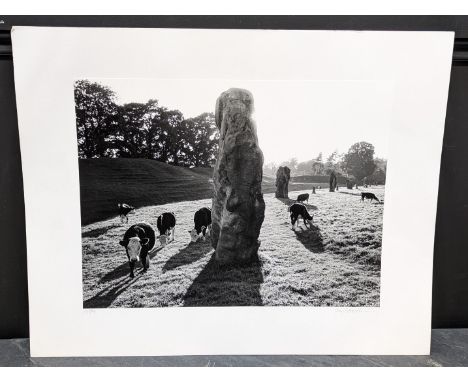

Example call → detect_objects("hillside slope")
79 159 214 225
79 158 328 225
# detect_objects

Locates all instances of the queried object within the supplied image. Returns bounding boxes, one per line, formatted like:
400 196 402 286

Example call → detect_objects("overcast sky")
94 78 392 164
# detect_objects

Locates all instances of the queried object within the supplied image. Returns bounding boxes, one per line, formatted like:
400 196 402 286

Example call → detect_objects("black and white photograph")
76 78 390 308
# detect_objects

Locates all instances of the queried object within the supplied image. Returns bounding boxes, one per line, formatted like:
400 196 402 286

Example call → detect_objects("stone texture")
211 88 265 264
275 166 291 198
329 171 337 192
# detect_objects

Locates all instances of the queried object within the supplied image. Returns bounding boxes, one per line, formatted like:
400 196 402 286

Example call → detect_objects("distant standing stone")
211 88 265 264
329 171 337 192
275 166 291 198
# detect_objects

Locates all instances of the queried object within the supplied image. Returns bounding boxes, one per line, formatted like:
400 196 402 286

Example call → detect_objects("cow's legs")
290 215 297 229
141 254 149 271
129 261 135 278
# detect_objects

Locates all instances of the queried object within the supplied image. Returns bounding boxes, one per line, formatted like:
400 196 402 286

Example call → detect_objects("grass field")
82 186 384 308
79 158 334 225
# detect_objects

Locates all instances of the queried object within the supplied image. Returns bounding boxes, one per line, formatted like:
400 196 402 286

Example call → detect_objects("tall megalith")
211 88 265 264
329 171 337 192
275 166 291 198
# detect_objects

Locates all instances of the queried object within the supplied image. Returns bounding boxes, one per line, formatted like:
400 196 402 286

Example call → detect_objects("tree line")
264 142 387 185
74 80 219 167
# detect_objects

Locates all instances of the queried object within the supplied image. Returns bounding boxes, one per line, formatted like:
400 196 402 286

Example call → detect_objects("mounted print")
12 27 453 356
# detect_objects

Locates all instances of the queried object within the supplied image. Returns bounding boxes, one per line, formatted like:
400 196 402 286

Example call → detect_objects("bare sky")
94 78 392 164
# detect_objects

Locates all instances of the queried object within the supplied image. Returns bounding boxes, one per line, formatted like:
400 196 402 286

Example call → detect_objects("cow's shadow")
82 224 120 239
293 224 325 253
83 272 144 309
98 246 164 284
183 254 264 306
276 197 318 211
163 240 213 273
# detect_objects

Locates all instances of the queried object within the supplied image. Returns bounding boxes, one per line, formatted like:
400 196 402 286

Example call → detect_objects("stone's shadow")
183 255 264 306
83 272 144 309
163 240 213 273
293 224 325 253
98 246 164 284
276 197 318 211
82 224 120 239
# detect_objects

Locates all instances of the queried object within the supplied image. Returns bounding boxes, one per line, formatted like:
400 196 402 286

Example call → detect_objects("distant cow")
297 193 309 204
119 223 156 278
118 203 135 223
289 203 314 229
361 192 380 203
189 207 212 242
156 212 176 246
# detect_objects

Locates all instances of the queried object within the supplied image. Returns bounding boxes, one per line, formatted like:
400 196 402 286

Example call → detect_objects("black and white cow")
189 207 212 242
297 193 309 203
361 192 380 203
289 203 314 229
156 212 176 247
118 203 135 223
119 223 156 278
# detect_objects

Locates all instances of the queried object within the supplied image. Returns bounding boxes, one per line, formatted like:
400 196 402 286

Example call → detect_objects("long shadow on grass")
276 197 318 211
163 240 213 273
293 224 324 253
98 246 164 284
84 272 144 308
183 255 264 306
82 224 120 239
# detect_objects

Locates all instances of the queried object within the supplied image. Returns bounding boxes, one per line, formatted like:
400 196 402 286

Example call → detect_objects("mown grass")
82 187 384 308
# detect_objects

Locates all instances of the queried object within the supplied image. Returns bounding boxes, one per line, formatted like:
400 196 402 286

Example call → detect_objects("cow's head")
188 228 199 242
119 236 149 263
188 226 207 242
158 234 168 247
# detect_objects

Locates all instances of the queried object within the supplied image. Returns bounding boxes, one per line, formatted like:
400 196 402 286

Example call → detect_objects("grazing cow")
361 192 380 203
156 212 176 246
297 193 309 204
289 203 314 229
119 223 156 278
118 203 135 223
189 207 212 242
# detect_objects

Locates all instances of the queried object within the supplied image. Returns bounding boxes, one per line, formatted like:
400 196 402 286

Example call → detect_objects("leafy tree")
280 158 298 174
311 152 324 175
343 142 377 182
182 113 219 167
74 81 220 167
74 80 118 158
115 100 159 158
296 159 313 175
325 150 339 175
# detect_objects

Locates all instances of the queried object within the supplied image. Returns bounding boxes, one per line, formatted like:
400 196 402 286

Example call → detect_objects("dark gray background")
1 16 467 339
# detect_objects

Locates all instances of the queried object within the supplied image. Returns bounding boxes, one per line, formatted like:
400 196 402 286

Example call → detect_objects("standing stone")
275 166 291 198
211 88 265 264
329 171 337 192
312 186 316 194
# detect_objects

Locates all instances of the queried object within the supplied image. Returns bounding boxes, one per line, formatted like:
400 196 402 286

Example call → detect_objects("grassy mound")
79 158 327 225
